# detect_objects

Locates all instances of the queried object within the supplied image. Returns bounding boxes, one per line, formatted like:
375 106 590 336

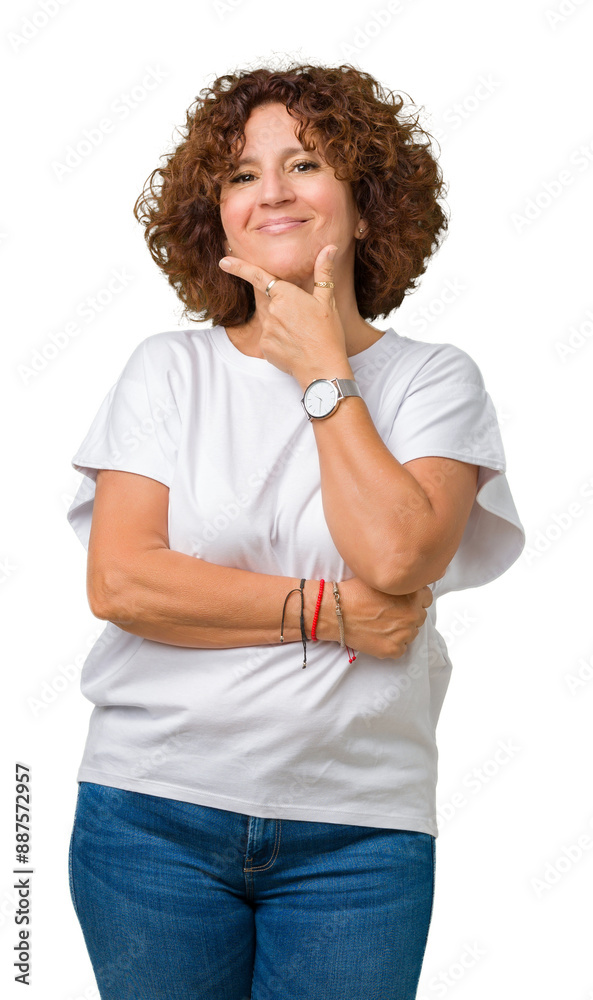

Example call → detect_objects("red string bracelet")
311 578 356 663
311 579 324 640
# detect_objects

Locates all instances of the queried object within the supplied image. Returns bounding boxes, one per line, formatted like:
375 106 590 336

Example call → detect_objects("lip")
256 219 310 233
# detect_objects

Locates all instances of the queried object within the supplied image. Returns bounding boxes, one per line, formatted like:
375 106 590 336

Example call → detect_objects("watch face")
304 379 338 418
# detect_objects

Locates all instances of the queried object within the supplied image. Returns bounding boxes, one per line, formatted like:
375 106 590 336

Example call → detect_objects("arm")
87 469 336 648
294 359 479 596
216 248 478 598
102 550 335 649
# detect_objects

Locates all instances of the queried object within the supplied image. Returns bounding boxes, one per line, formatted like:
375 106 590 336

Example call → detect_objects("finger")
312 245 338 302
218 254 282 296
421 586 434 608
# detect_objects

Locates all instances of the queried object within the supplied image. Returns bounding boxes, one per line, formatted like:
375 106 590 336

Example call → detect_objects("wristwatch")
301 377 362 421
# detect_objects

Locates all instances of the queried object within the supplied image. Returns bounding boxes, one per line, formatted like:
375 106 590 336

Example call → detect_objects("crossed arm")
293 357 479 596
86 389 477 648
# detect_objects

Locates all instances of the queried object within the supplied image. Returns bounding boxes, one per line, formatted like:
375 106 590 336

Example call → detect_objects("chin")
259 255 314 283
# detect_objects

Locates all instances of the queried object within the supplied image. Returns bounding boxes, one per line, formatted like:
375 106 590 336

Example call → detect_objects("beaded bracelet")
311 578 325 640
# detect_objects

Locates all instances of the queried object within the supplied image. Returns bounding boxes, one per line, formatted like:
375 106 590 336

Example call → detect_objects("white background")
2 0 593 996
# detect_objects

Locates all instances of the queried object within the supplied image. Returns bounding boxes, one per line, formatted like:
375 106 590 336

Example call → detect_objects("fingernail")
219 257 231 268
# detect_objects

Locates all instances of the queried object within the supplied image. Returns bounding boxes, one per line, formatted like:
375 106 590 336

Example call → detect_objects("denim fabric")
68 781 435 999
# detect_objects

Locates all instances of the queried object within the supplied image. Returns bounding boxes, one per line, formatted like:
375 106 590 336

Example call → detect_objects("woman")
66 63 525 1000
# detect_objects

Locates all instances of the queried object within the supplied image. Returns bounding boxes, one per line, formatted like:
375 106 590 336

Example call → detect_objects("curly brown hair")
133 61 449 326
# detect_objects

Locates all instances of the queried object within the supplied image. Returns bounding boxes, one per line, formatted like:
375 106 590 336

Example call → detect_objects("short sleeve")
385 342 525 597
66 336 181 551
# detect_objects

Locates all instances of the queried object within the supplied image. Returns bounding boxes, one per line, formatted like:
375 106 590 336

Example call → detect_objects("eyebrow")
235 145 316 167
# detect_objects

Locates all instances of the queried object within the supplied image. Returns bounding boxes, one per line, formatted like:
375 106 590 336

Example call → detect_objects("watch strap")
334 378 362 400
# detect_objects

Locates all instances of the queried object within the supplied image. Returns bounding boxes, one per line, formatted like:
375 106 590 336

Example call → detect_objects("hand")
218 244 349 383
329 577 434 661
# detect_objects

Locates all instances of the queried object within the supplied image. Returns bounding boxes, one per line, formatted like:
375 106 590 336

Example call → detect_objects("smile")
257 220 310 234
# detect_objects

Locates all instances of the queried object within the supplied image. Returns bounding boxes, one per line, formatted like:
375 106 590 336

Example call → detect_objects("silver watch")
301 377 362 421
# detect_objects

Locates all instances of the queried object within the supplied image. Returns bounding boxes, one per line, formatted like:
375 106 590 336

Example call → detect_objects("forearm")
96 548 339 649
295 360 435 593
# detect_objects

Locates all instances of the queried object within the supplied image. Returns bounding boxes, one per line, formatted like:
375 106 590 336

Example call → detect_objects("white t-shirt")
66 325 525 837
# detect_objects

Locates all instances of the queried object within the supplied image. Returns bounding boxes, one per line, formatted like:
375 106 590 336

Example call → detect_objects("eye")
292 160 319 173
229 160 319 184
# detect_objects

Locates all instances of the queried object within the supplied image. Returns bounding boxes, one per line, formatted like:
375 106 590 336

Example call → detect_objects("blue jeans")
68 781 435 999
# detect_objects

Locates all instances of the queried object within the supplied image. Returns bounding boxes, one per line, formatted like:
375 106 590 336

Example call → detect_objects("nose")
257 168 296 206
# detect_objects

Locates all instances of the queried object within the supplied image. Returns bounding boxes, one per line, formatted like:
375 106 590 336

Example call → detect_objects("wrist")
295 357 354 393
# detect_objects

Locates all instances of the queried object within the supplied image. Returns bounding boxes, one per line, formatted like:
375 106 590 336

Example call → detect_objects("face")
218 102 365 287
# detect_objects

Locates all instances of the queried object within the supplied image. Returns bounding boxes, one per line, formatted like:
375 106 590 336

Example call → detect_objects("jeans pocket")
68 782 82 920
